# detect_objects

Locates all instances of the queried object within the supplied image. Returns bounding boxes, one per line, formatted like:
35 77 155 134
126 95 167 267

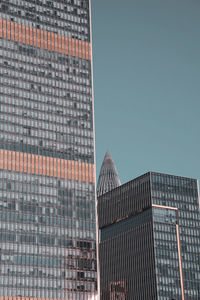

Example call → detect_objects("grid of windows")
98 172 200 300
0 0 97 299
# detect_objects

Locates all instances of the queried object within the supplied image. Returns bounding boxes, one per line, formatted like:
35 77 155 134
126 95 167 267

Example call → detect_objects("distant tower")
97 151 121 196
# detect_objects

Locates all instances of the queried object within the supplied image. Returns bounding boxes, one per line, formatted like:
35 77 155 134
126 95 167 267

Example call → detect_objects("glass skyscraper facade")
98 172 200 300
0 0 97 299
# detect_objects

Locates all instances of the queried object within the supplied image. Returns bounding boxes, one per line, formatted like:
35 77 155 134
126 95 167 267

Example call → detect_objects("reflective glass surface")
0 0 97 299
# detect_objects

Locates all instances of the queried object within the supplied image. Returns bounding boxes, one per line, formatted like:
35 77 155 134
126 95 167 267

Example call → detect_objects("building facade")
0 0 97 299
98 172 200 300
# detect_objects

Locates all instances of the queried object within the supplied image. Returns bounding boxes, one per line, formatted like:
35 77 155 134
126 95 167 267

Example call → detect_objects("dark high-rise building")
97 151 120 197
0 1 97 299
98 172 200 300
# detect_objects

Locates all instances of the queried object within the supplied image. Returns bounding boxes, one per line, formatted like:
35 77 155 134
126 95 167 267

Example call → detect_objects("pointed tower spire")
97 151 121 197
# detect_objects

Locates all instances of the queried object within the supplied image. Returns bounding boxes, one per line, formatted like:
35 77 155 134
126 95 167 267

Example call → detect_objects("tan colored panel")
0 149 94 182
0 18 91 60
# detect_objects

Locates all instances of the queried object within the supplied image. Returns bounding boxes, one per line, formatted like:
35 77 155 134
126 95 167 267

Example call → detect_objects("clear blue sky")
92 0 200 184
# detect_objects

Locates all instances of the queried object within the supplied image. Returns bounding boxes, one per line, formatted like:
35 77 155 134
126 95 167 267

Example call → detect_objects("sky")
91 0 200 184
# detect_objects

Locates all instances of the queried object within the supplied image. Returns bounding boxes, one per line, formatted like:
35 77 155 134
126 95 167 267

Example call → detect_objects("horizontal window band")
0 18 91 60
0 149 95 183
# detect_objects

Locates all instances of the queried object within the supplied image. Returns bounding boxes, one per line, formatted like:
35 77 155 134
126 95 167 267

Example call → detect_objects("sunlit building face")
0 0 97 299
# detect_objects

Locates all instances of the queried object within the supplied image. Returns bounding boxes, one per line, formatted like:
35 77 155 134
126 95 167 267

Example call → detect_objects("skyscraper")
98 172 200 300
0 1 97 299
97 151 120 197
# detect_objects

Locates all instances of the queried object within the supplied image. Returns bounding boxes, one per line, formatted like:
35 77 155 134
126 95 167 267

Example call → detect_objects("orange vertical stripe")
44 30 47 49
37 28 40 47
12 151 16 171
54 33 58 52
48 31 51 50
4 149 8 169
31 155 35 174
53 158 57 177
3 19 7 38
78 162 82 181
24 153 27 172
22 24 26 43
79 40 82 58
26 25 29 45
65 36 68 55
35 155 38 173
39 156 43 175
18 23 22 43
82 162 86 181
33 27 37 47
62 35 65 54
27 154 31 173
57 159 61 177
68 160 72 179
64 160 68 179
51 32 55 51
0 19 2 38
61 159 64 178
15 152 20 172
85 42 89 60
58 34 62 53
50 157 54 177
68 37 72 56
8 151 12 170
7 20 11 40
76 39 79 57
82 41 85 59
43 156 46 176
30 26 33 45
85 163 89 182
72 38 75 56
46 156 50 176
14 22 18 42
20 152 24 172
11 21 14 40
40 30 44 49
